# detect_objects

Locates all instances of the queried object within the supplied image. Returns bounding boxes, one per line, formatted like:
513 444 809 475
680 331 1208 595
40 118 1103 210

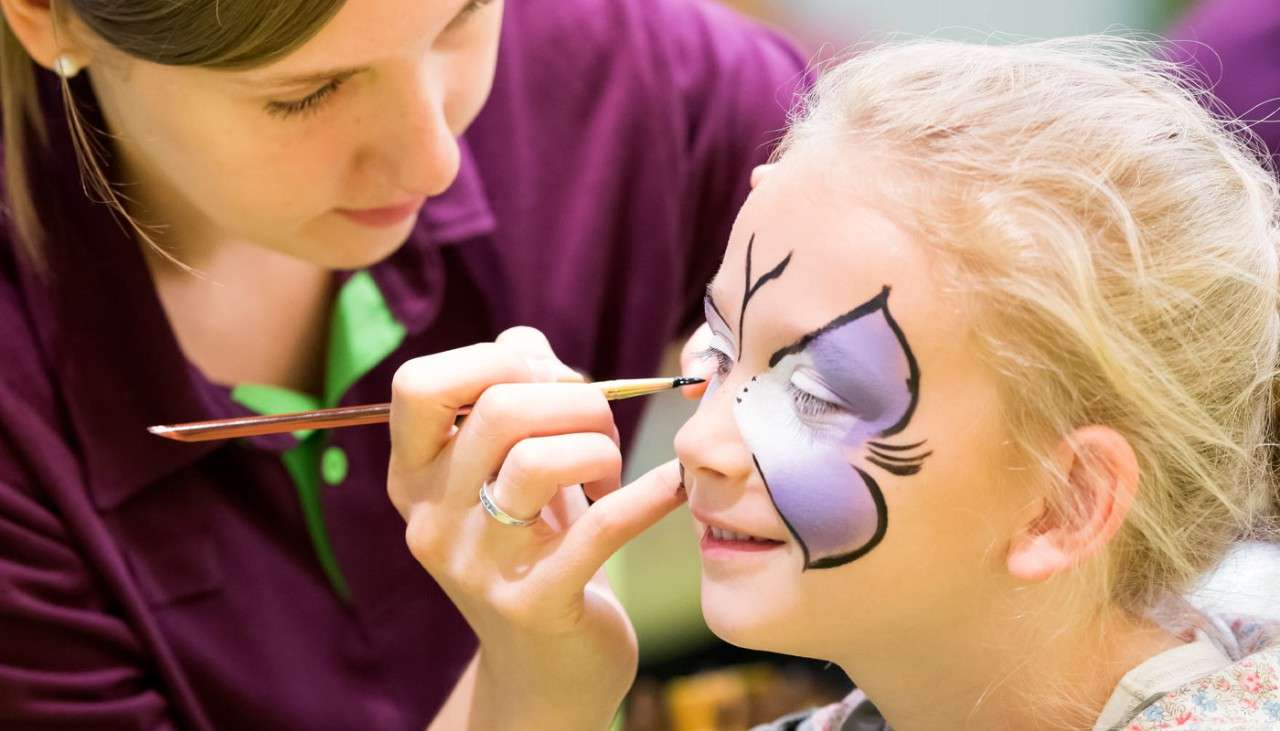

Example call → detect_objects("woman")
0 0 807 728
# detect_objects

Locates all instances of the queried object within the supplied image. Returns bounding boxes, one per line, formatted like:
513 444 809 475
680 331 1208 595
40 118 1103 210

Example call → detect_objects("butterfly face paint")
704 235 929 570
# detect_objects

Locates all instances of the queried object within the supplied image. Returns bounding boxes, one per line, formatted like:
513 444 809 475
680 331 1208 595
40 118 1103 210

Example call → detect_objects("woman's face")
675 145 1028 662
83 0 503 269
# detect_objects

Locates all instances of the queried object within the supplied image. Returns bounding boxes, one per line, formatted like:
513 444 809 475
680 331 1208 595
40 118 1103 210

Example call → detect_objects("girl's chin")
700 581 798 652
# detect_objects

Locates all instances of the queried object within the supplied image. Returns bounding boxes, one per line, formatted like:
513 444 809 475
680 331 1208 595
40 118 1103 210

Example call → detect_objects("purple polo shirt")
1172 0 1280 161
0 1 808 728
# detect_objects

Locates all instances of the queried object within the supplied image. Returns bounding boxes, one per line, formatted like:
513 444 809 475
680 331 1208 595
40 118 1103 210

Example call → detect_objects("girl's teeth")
710 526 763 542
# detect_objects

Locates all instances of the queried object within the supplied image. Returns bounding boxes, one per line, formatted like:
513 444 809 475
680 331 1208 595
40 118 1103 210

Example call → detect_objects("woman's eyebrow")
249 66 364 90
250 0 482 89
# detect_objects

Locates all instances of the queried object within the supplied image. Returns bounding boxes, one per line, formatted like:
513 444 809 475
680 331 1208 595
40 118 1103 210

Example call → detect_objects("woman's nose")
382 72 461 198
673 376 757 487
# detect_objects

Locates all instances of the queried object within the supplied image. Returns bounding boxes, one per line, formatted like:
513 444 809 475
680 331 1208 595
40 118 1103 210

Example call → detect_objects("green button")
321 446 349 486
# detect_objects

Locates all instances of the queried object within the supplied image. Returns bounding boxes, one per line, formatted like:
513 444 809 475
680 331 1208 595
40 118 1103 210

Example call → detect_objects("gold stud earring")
54 54 84 79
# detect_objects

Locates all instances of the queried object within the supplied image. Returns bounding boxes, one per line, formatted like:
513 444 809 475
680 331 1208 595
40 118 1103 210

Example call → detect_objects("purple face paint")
702 237 928 570
735 287 925 569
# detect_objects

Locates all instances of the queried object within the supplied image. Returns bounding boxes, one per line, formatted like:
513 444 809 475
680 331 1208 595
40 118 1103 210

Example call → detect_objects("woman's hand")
388 327 686 730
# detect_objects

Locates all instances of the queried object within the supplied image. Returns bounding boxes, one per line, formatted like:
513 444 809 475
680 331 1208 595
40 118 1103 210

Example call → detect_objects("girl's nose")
674 375 756 488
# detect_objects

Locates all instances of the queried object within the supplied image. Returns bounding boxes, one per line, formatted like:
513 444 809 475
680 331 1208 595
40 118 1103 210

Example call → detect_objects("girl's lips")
699 525 785 555
335 198 425 228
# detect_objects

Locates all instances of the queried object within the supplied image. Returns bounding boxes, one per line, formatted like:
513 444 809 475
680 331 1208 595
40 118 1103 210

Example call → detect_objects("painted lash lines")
716 233 931 570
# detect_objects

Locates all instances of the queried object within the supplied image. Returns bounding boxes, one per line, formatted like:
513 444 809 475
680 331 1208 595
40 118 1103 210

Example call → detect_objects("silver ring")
478 481 536 527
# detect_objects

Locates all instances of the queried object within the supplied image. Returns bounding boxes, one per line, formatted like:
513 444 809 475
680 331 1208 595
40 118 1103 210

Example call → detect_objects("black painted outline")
757 455 889 571
725 235 927 571
738 234 793 355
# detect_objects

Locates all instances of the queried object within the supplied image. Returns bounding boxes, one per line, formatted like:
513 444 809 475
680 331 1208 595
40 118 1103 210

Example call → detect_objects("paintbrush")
148 376 704 443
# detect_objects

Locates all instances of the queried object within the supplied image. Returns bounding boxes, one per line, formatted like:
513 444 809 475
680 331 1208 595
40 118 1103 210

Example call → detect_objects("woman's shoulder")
502 0 806 96
0 205 68 447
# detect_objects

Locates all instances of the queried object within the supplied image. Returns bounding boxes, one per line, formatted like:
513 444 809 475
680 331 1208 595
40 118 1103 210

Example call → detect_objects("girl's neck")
833 599 1186 731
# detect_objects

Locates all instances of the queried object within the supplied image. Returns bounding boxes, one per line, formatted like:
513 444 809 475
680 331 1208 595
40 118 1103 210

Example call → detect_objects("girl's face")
83 0 503 269
675 146 1028 662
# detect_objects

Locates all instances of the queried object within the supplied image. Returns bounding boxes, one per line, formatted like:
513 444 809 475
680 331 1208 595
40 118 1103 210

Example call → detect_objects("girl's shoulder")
750 690 885 731
751 617 1280 731
1122 616 1280 731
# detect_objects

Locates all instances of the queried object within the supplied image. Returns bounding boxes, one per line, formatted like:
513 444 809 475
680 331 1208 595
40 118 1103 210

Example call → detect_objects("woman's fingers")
548 460 685 592
451 382 618 497
679 323 714 400
487 432 622 524
495 326 583 383
389 343 531 474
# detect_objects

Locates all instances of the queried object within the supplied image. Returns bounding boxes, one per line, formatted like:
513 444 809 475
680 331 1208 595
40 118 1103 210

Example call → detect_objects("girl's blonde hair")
779 36 1280 613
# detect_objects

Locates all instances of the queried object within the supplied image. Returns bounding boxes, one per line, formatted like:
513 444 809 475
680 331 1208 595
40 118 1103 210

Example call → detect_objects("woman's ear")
2 0 83 73
1006 426 1139 582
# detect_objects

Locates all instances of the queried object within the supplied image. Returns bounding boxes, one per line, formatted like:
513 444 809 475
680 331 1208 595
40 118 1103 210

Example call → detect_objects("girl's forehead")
708 165 967 371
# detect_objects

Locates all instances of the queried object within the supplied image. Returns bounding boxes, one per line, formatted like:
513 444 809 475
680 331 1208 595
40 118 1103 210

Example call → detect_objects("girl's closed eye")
787 369 850 420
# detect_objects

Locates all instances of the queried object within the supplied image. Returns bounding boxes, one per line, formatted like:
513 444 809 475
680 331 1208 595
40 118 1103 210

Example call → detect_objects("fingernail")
555 362 586 383
526 357 564 383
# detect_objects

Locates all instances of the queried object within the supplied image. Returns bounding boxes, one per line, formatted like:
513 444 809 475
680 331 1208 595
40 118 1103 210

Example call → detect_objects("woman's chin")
279 218 416 271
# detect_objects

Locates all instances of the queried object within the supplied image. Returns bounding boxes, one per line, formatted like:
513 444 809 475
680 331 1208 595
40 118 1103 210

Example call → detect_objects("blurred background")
611 0 1231 730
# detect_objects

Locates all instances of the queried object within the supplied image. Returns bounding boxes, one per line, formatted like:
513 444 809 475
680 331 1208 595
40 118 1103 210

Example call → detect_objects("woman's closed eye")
264 0 496 120
449 0 497 29
265 77 348 120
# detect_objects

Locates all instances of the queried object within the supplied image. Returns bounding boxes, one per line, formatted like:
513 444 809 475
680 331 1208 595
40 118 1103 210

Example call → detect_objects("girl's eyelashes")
693 346 734 379
786 382 845 419
786 370 850 420
265 77 347 120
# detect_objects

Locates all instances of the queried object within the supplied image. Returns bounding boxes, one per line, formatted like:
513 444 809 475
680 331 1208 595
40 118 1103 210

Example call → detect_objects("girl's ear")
1007 426 1139 582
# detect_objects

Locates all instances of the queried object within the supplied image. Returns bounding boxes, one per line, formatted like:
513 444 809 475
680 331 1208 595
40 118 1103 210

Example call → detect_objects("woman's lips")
335 198 425 228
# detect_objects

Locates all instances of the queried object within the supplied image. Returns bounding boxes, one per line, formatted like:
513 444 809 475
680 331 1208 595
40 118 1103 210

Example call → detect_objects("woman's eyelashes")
265 77 347 120
263 0 496 120
452 0 497 26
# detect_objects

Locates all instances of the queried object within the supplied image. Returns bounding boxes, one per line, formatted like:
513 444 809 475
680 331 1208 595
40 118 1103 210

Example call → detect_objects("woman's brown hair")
0 0 344 273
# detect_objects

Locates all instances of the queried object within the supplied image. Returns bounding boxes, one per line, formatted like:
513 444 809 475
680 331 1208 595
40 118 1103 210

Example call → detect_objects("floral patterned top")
751 616 1280 731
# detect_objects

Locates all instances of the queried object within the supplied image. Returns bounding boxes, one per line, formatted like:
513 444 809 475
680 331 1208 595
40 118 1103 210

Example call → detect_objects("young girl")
675 36 1280 730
